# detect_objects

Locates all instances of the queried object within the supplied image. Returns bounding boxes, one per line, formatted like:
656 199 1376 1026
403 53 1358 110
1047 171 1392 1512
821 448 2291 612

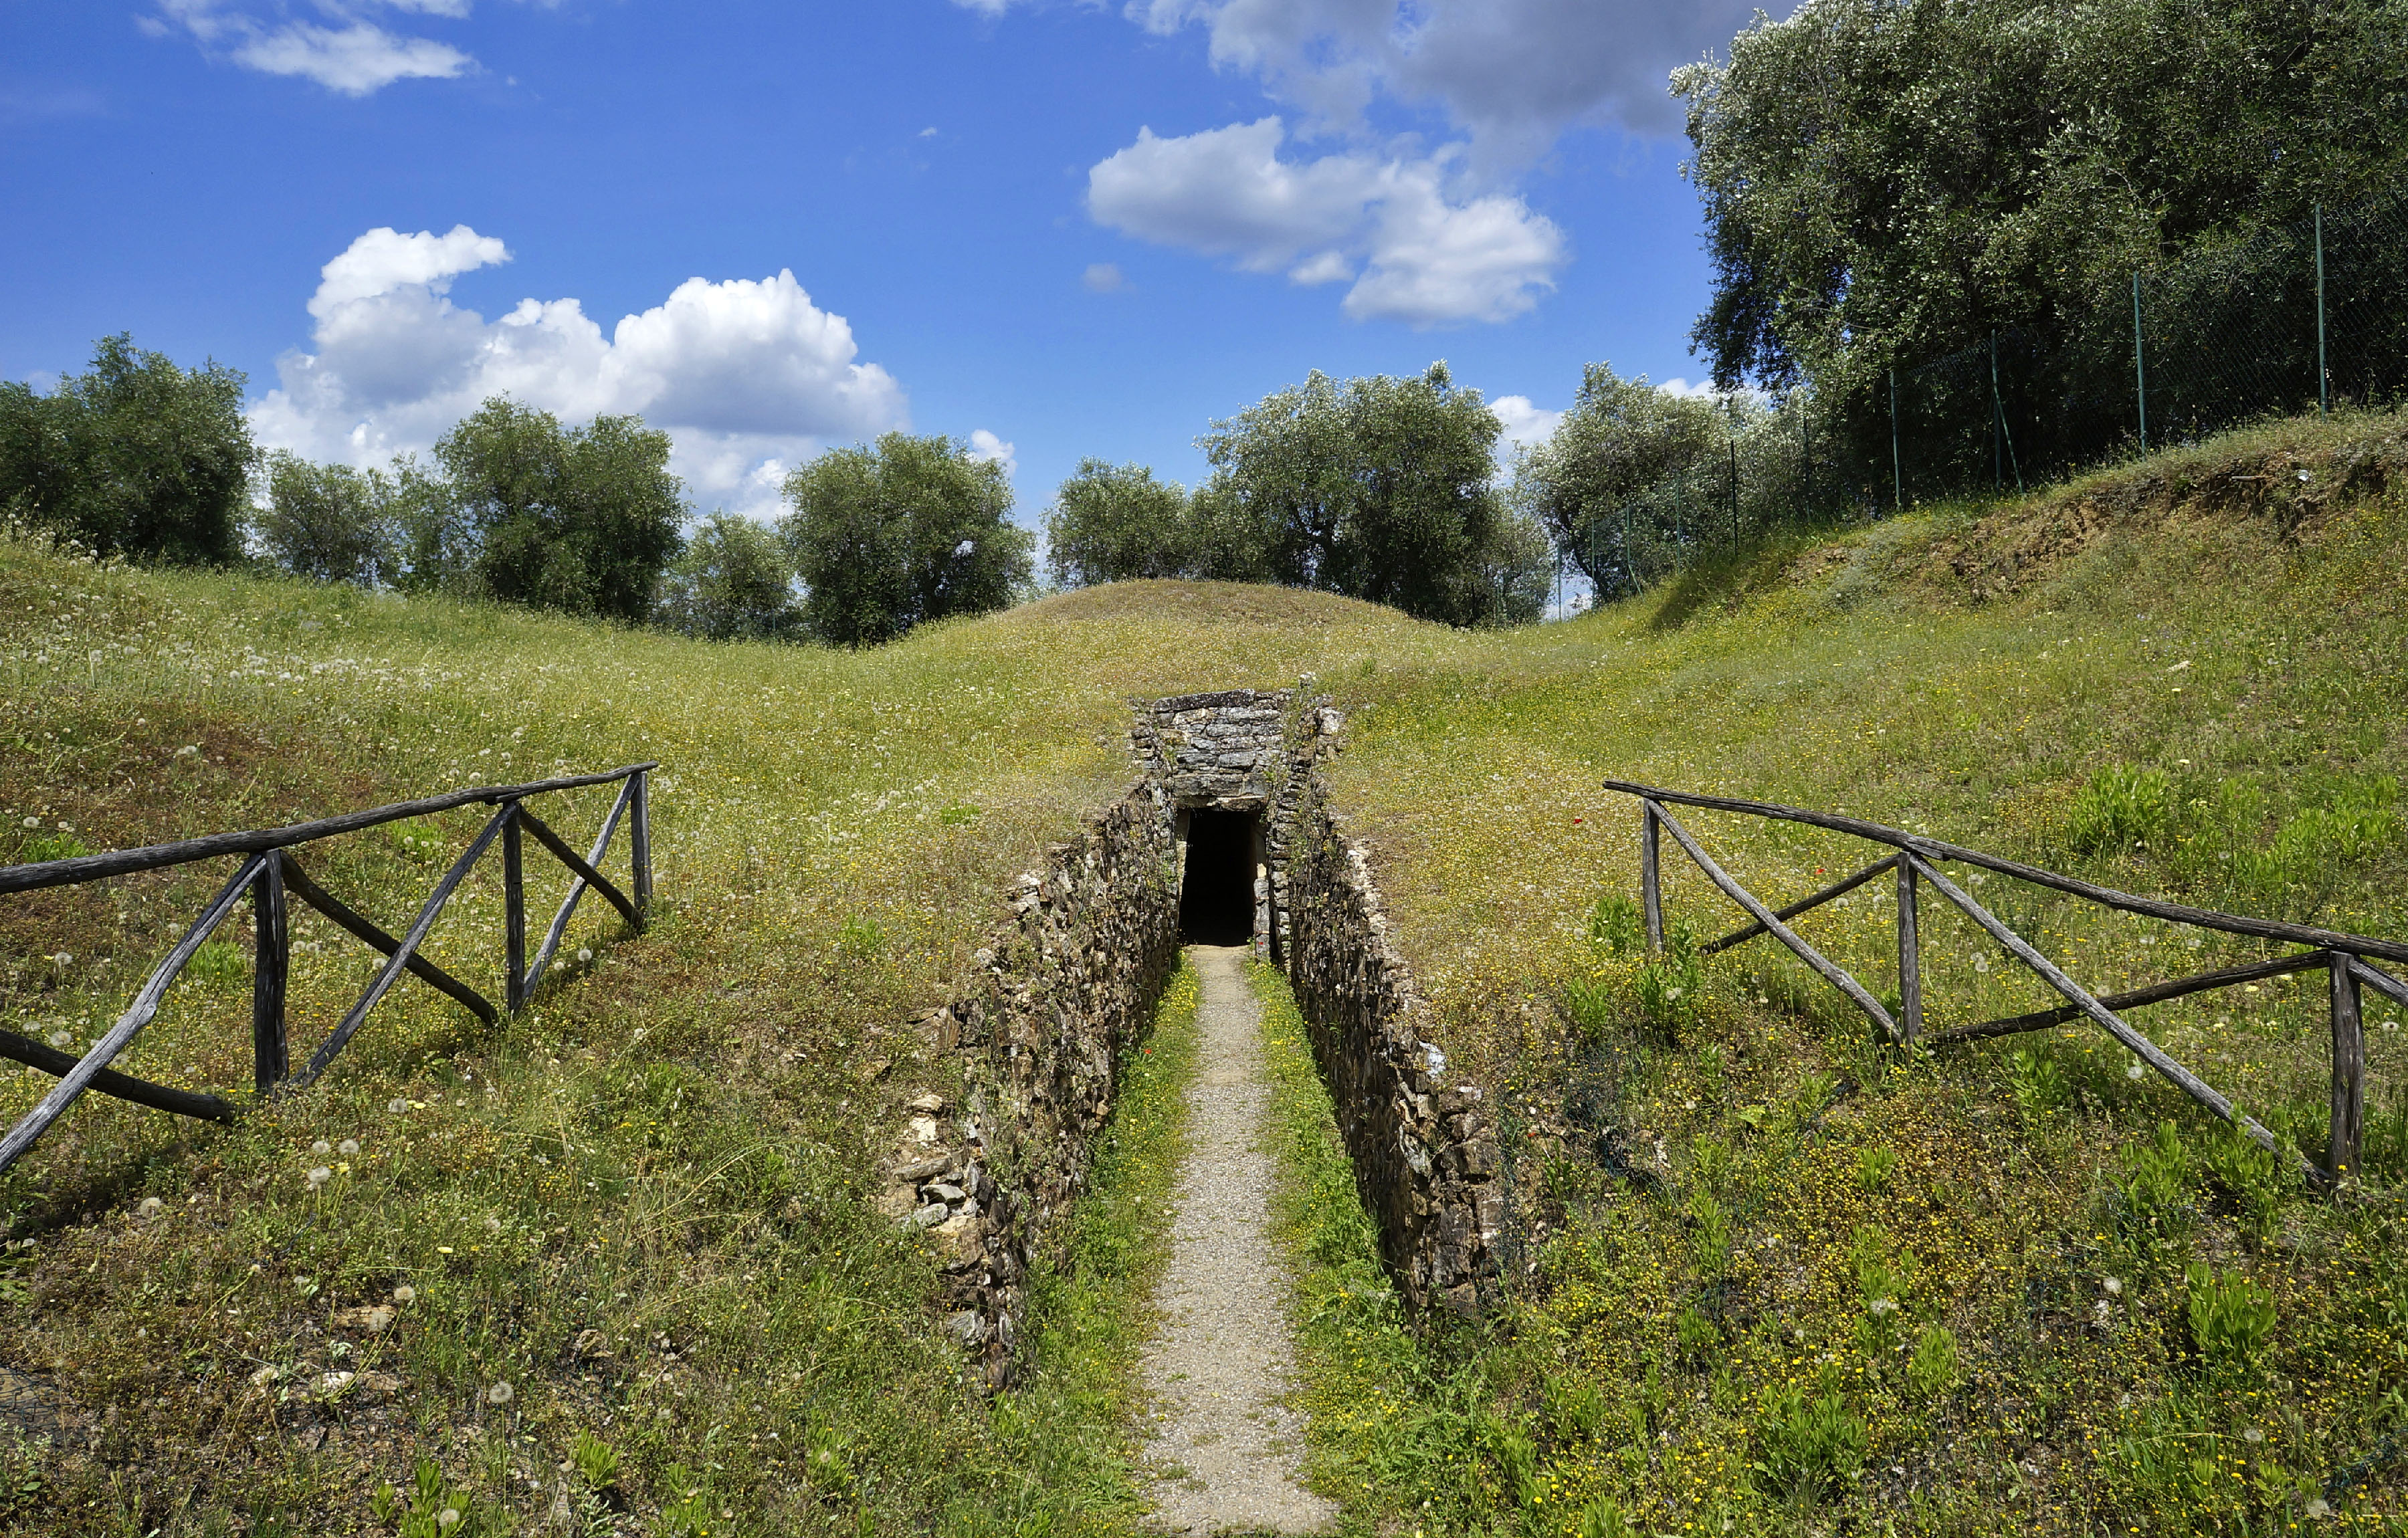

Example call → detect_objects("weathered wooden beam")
1928 951 2330 1045
2328 951 2365 1185
1896 857 1923 1045
1599 778 2408 966
521 777 633 999
0 763 658 896
278 857 498 1027
291 806 511 1088
0 1030 236 1123
1640 801 1664 956
1649 800 1901 1042
0 855 264 1173
251 851 289 1093
1910 855 2305 1176
503 806 526 1014
514 806 639 928
1702 853 1900 956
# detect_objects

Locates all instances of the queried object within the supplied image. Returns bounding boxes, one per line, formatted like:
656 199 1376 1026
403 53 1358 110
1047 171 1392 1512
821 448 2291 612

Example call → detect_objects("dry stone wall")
874 780 1181 1390
1276 709 1506 1318
874 683 1501 1391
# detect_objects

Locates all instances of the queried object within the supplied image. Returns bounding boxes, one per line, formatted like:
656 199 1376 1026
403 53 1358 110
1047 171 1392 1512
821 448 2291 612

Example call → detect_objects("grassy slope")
0 560 1392 1534
3 408 2405 1535
1286 411 2408 1536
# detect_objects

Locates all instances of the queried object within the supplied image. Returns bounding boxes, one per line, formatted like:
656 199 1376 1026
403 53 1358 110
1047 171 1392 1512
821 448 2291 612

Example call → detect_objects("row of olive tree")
1043 362 1551 628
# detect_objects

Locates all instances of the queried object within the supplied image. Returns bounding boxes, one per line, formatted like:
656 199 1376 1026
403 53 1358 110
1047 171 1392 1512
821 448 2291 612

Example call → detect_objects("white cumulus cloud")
153 1 476 96
966 429 1017 477
1087 118 1561 326
1488 395 1563 450
249 225 910 519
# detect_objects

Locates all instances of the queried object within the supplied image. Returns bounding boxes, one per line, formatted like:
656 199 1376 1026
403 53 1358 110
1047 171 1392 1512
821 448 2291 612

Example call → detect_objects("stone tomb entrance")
1177 806 1260 946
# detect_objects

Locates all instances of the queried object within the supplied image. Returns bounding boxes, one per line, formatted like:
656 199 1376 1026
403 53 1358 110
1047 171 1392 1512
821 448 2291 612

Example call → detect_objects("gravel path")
1138 946 1336 1535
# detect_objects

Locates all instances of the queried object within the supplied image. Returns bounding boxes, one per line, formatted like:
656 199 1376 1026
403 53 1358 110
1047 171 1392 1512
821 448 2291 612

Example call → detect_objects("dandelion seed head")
2241 1427 2264 1444
338 1139 360 1156
306 1166 332 1188
310 1139 332 1157
577 947 593 964
2126 1062 2145 1081
393 1285 416 1304
486 1381 514 1405
388 1098 409 1115
136 1197 163 1219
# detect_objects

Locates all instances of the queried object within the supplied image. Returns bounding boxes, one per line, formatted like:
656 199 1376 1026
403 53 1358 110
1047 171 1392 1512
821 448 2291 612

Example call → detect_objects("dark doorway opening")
1180 809 1257 946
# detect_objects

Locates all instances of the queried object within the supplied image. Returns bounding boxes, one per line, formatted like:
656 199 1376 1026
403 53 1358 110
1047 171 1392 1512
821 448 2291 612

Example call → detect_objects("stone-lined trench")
875 685 1506 1398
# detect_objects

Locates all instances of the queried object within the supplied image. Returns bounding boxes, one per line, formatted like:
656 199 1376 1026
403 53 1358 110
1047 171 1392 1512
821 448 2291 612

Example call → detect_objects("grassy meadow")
0 407 2405 1535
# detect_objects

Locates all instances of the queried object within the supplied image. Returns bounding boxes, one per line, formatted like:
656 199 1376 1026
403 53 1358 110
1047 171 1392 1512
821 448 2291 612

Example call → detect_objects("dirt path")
1138 946 1335 1535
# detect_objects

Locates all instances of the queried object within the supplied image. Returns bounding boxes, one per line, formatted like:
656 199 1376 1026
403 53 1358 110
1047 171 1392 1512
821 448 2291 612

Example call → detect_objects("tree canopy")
779 433 1033 647
403 399 686 625
253 452 397 586
1043 460 1195 588
658 512 800 641
1196 363 1547 627
0 334 257 564
1680 0 2408 399
1514 364 1730 596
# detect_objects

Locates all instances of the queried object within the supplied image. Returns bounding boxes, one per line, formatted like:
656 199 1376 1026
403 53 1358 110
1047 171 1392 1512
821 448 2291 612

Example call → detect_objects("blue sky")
1 0 1768 526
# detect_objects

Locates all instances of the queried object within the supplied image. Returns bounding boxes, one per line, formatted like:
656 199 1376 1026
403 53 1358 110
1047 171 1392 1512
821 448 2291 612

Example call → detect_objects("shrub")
1576 1493 1639 1538
2185 1263 2276 1380
1588 892 1645 956
1907 1324 1961 1399
1754 1382 1867 1501
2064 765 2173 857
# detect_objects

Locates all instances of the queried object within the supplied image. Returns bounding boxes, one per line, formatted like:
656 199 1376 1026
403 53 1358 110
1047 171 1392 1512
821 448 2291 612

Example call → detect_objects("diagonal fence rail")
1606 779 2404 1186
0 763 657 1174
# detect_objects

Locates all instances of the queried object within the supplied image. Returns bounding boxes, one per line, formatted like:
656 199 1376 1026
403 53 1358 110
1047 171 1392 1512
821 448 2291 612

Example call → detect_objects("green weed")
2184 1263 2276 1382
1754 1382 1867 1503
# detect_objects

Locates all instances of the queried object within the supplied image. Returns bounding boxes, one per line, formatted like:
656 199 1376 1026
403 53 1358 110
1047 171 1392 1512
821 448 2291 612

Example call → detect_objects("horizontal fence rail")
1605 779 2401 1187
0 764 658 1175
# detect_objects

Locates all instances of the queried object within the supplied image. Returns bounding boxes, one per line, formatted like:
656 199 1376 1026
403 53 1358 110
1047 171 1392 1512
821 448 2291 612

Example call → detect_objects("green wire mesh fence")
1571 185 2408 601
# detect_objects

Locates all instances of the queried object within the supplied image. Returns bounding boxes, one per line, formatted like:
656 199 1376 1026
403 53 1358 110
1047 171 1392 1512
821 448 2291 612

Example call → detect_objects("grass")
3 406 2407 1533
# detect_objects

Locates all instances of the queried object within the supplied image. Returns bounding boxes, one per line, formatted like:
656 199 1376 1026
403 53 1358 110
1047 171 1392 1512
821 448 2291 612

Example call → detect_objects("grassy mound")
2 407 2404 1535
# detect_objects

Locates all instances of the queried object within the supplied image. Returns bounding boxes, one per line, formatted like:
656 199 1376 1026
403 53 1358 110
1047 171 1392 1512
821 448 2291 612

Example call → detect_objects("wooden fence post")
1641 801 1664 956
1896 857 1923 1045
2328 950 2365 1185
251 851 289 1091
503 804 527 1012
631 769 654 919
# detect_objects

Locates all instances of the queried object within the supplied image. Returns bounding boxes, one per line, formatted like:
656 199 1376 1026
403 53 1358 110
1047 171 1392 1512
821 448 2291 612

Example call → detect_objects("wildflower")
388 1099 409 1115
310 1139 332 1157
2241 1427 2264 1444
2126 1062 2145 1081
487 1381 514 1406
47 1030 71 1049
577 947 594 964
393 1285 416 1304
136 1197 163 1219
2104 1277 2122 1295
338 1139 360 1156
306 1166 332 1189
437 1510 462 1530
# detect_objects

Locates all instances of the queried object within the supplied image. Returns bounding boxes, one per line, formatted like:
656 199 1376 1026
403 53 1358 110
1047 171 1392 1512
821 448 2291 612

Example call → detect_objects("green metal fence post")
1889 367 1902 512
1991 331 2002 491
2132 270 2148 453
2316 201 2328 419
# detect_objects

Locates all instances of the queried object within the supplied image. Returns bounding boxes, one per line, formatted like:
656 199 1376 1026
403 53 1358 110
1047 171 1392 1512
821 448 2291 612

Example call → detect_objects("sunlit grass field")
1 407 2404 1535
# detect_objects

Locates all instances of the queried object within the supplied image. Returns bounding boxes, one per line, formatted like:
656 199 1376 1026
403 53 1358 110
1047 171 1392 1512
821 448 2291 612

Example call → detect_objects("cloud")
151 1 476 96
966 429 1017 477
1082 261 1129 294
1653 377 1725 400
250 225 909 519
1488 395 1562 450
1086 118 1561 326
1126 0 1767 158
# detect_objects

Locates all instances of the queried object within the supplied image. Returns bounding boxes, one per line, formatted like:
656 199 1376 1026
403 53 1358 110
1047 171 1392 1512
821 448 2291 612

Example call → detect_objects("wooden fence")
0 764 656 1175
1606 779 2407 1186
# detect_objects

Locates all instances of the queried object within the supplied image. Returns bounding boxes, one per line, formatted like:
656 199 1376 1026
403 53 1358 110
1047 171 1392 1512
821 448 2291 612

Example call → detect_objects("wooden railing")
0 764 657 1174
1605 779 2407 1186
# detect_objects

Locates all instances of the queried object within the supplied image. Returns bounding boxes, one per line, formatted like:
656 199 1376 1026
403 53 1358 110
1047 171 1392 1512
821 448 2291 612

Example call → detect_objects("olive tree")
1514 364 1724 596
778 433 1034 647
657 512 799 641
252 451 397 585
1197 362 1546 627
405 399 686 624
1043 459 1193 586
0 334 256 564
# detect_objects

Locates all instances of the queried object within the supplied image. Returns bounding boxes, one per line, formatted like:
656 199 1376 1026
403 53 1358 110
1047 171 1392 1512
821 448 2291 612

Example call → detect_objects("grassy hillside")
1 408 2404 1536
